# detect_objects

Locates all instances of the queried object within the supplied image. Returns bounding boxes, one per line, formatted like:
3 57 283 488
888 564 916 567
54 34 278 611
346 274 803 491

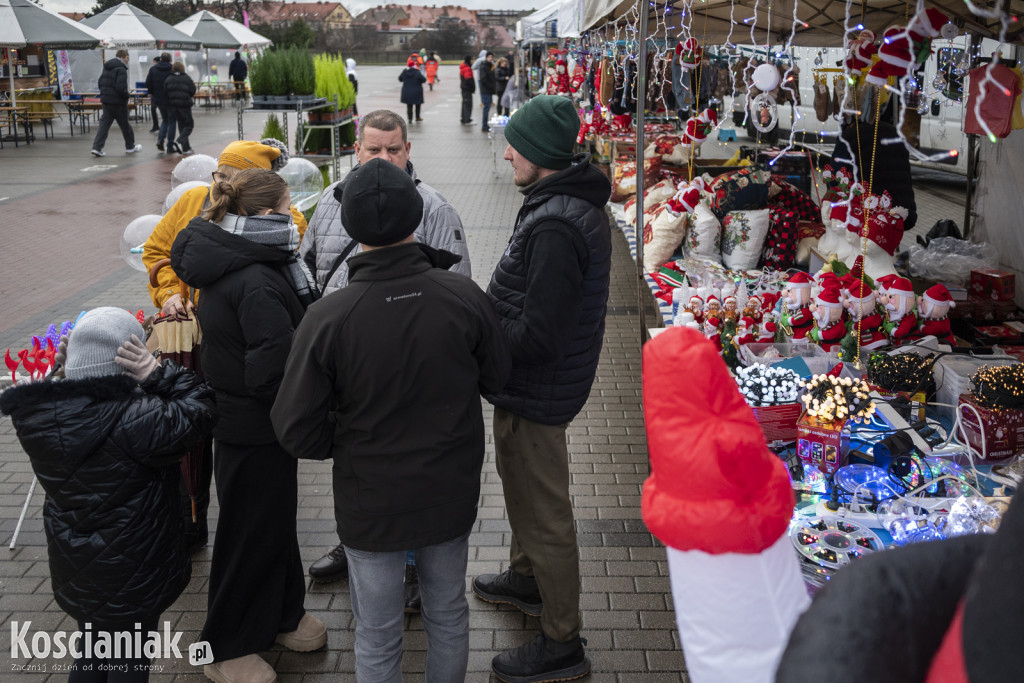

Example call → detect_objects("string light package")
735 364 801 406
799 374 876 423
970 364 1024 410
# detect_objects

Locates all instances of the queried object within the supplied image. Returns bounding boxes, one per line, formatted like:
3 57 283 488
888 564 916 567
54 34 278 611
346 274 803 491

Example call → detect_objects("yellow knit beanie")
218 138 288 171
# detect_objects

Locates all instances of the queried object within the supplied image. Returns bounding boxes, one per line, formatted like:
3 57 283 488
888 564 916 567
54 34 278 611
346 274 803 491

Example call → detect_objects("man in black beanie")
272 159 510 682
473 94 612 682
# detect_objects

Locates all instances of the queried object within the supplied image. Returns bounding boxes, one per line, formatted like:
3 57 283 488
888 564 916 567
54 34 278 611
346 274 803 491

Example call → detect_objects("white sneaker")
90 149 105 157
991 453 1024 489
126 144 142 154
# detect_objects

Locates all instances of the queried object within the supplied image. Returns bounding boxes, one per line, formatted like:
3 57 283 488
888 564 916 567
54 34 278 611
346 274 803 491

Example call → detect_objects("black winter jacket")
478 61 496 96
495 65 512 95
229 57 248 81
272 243 510 552
170 216 308 445
399 67 426 105
98 58 129 106
0 363 216 623
145 61 172 106
485 154 612 425
831 120 918 231
165 72 196 109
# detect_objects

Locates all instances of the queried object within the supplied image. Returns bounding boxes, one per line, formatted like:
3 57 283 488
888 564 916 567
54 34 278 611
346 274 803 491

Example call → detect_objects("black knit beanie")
503 95 580 171
341 159 424 247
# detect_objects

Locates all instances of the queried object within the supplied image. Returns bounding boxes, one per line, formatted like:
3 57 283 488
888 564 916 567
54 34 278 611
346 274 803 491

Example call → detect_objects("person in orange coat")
642 327 809 683
425 53 439 90
143 139 307 316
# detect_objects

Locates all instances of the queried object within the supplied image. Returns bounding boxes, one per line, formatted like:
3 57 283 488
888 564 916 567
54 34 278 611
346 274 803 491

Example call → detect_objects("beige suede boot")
204 654 276 683
275 612 327 651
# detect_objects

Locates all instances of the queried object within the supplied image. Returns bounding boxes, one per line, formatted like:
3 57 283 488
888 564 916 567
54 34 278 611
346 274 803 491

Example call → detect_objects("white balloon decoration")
121 215 163 272
751 63 781 92
164 180 210 213
171 154 218 189
278 157 325 212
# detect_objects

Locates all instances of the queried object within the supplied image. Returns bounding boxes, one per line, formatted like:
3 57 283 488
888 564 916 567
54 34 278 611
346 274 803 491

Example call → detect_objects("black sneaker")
156 142 164 151
404 563 421 614
472 568 542 617
492 632 590 683
308 543 348 582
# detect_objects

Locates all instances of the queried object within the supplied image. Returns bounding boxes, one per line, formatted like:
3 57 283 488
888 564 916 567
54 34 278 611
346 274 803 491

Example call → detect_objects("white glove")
115 334 160 382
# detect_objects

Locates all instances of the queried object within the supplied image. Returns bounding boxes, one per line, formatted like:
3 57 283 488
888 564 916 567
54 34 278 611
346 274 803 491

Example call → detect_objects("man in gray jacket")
299 108 471 609
301 109 471 294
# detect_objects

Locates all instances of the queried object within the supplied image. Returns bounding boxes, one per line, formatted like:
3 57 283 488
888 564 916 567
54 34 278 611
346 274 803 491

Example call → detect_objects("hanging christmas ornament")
917 98 930 115
940 22 959 40
814 51 824 67
932 74 945 89
750 92 779 133
752 62 781 91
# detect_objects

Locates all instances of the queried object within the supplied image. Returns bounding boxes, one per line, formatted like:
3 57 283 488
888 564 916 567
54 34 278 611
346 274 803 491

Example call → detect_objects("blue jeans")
157 104 176 145
346 531 470 682
481 94 492 130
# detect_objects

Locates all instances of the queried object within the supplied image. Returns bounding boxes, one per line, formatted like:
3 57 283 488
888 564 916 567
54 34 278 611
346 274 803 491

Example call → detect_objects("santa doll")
779 272 815 341
875 273 899 309
844 29 878 74
704 317 722 351
743 294 764 324
545 58 572 96
844 279 888 350
705 295 723 321
734 317 756 346
882 276 919 344
722 294 740 323
916 283 957 346
685 294 705 326
808 287 848 352
756 320 779 344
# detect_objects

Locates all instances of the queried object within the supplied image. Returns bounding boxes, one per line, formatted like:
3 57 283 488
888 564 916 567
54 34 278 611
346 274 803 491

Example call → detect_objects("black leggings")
406 103 421 121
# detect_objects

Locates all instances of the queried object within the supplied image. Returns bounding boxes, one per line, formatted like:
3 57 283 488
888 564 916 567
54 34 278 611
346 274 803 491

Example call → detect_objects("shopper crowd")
7 96 611 683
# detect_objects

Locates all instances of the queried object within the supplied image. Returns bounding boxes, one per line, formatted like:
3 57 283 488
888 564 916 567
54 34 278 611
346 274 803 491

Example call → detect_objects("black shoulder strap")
323 239 359 287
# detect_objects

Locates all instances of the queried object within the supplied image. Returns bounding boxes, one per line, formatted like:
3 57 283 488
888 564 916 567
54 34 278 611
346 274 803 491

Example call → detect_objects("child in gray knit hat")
0 307 217 681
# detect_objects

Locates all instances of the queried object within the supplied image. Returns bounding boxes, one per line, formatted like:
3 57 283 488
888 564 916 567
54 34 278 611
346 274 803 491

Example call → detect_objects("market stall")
568 0 1024 677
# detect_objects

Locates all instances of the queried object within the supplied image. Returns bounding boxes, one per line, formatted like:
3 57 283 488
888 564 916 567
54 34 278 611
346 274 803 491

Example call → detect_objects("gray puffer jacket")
301 161 471 293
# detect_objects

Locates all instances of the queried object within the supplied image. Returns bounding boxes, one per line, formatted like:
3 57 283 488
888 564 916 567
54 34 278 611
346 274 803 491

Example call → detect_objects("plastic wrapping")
906 237 999 285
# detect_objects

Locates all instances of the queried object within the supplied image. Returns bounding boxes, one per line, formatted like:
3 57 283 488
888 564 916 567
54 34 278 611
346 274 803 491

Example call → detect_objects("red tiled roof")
211 2 350 25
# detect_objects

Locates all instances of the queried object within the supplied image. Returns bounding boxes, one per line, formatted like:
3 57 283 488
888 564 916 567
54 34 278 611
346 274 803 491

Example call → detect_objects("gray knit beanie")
65 308 145 380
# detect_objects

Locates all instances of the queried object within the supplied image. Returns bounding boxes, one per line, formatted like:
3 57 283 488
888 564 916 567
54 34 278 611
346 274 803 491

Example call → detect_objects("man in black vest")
474 94 611 682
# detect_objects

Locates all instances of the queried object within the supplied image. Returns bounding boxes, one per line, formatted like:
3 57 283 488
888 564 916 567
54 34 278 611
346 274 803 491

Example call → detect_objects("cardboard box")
797 414 848 477
970 268 1016 301
751 403 802 444
958 392 1024 462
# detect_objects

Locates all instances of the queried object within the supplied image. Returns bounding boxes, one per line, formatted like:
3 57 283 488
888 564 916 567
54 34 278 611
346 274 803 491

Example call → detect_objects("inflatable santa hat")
677 37 702 70
642 327 809 683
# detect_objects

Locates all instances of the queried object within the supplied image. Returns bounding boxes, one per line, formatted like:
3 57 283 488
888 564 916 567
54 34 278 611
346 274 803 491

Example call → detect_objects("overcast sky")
38 0 540 18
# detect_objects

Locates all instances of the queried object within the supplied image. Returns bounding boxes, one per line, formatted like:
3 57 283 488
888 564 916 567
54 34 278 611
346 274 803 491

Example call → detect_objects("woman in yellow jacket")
144 138 308 315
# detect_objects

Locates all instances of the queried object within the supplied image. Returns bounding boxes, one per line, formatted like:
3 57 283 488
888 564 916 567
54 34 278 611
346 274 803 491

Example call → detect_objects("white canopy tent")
556 0 585 39
516 0 561 45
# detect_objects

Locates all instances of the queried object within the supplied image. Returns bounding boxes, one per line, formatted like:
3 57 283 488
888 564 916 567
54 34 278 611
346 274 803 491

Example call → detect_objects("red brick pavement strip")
0 153 212 338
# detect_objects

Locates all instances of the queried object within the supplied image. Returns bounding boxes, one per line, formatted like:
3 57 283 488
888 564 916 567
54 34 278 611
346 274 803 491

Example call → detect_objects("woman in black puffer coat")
0 307 217 682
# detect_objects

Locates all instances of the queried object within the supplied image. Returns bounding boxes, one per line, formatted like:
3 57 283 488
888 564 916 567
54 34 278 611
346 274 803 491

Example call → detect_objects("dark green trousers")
493 407 581 641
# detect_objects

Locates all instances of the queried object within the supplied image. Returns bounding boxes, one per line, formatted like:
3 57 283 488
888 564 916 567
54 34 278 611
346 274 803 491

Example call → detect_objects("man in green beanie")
474 94 612 682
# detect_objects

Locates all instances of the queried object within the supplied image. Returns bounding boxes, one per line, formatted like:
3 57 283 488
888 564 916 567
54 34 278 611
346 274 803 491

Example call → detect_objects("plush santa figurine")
734 316 756 347
844 279 888 350
722 294 740 323
686 294 705 326
917 283 957 346
809 287 848 351
545 58 572 96
875 273 900 309
844 29 878 74
780 272 815 341
676 37 702 71
705 295 723 321
882 276 919 344
570 62 586 95
681 109 719 149
867 9 948 86
641 327 809 683
743 294 764 324
704 316 722 351
756 320 778 344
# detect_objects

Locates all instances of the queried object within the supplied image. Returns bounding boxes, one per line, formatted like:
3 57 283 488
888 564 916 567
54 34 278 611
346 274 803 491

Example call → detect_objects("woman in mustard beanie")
143 138 306 317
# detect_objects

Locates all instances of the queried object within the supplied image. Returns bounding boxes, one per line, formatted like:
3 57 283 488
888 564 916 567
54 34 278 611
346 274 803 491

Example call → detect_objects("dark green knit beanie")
504 95 580 171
